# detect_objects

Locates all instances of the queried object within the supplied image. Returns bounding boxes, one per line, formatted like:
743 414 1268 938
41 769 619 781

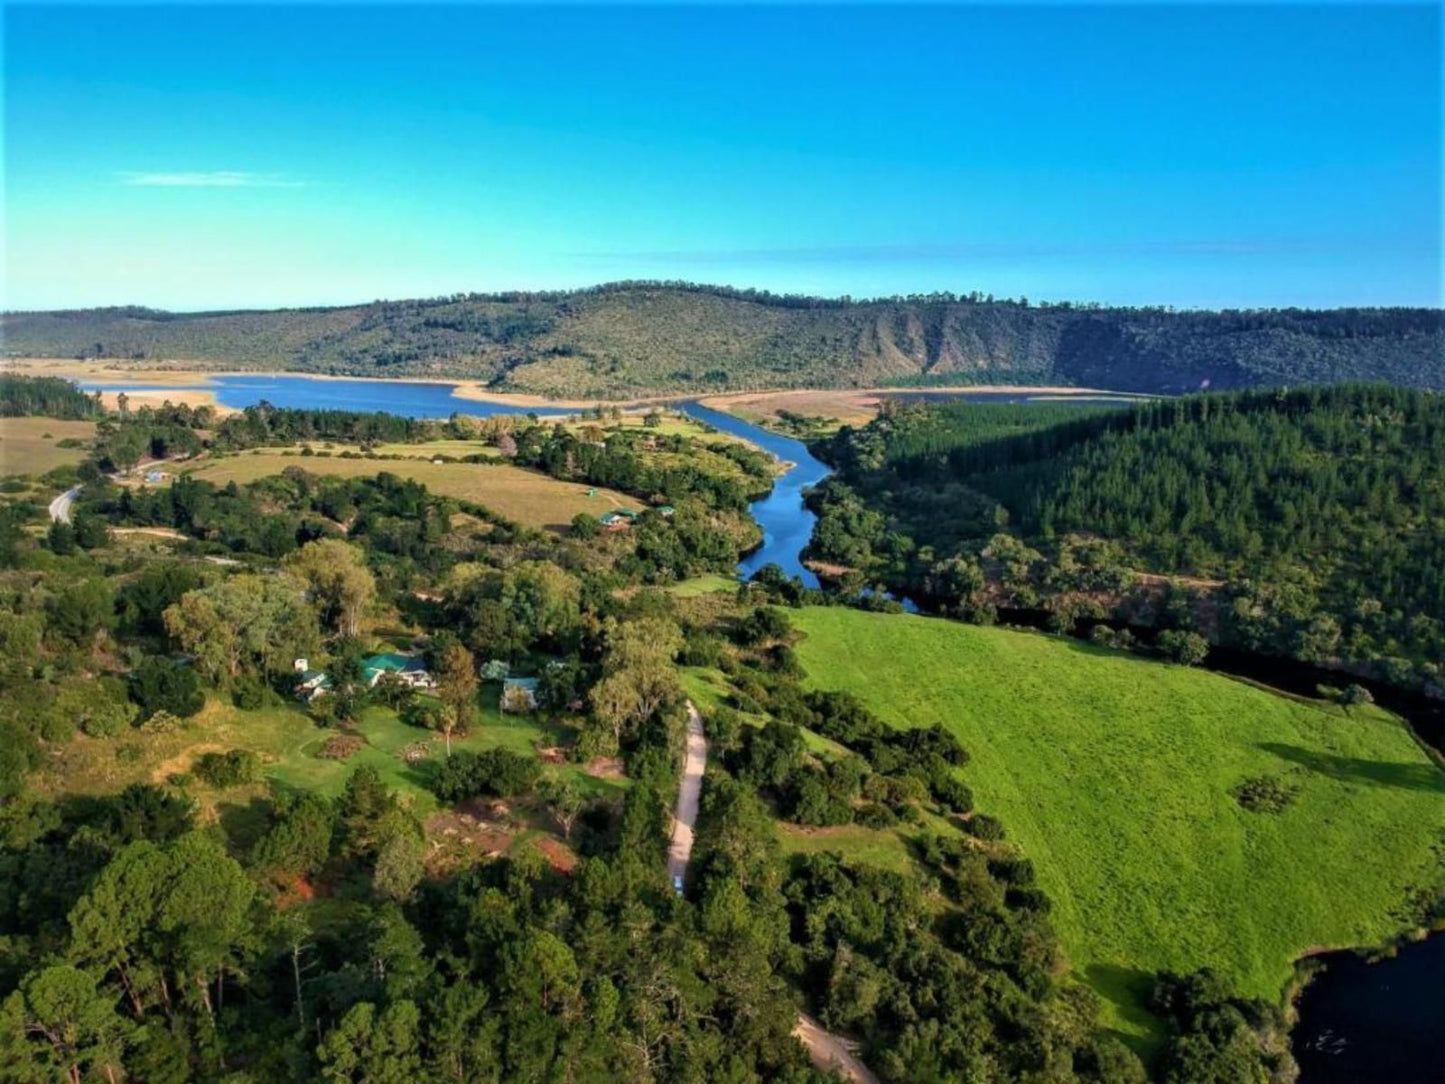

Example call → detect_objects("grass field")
667 573 740 598
0 417 96 476
35 689 621 823
184 453 634 531
787 607 1445 1038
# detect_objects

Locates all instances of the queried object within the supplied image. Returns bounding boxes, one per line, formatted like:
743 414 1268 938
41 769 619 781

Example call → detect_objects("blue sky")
3 3 1440 310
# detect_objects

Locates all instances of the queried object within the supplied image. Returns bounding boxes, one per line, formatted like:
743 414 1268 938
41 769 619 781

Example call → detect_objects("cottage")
294 669 332 702
597 509 638 532
362 653 434 690
500 677 539 713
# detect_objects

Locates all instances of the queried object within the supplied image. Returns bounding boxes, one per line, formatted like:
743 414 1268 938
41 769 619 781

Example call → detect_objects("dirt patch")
150 743 225 783
585 756 625 780
425 806 516 872
537 746 567 765
534 835 579 873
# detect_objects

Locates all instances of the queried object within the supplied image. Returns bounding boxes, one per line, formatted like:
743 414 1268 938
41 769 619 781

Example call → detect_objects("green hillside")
788 606 1445 1037
5 282 1441 396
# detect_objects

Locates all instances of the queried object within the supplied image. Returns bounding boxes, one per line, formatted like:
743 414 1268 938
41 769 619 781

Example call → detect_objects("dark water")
1293 937 1445 1082
676 401 831 587
81 374 528 419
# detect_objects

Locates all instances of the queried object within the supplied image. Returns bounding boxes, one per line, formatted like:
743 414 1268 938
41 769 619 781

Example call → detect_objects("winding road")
670 701 878 1084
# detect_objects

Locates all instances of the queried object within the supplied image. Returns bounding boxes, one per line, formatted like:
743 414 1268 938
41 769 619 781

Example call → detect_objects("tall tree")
434 644 478 757
284 539 376 638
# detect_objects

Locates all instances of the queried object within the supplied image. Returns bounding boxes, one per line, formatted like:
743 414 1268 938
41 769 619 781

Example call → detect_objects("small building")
145 469 170 484
295 669 332 702
501 677 540 714
598 509 638 532
656 505 676 518
362 653 434 690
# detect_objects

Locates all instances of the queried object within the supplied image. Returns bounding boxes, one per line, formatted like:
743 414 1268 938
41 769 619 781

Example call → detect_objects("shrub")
129 658 205 719
231 676 270 710
1232 774 1300 814
433 748 542 802
1339 683 1374 707
967 813 1006 841
139 710 185 735
1156 629 1210 666
194 749 260 788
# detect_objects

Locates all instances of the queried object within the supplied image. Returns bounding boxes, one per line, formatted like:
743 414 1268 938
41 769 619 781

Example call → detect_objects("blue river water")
80 374 527 418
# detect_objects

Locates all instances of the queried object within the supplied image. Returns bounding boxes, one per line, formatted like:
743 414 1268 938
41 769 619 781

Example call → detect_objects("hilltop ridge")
4 281 1441 398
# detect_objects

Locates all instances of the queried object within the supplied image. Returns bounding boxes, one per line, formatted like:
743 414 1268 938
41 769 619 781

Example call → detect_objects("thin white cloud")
118 171 304 188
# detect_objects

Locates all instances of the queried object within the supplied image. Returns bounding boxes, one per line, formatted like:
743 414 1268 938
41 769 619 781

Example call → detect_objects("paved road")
48 486 81 524
667 701 707 890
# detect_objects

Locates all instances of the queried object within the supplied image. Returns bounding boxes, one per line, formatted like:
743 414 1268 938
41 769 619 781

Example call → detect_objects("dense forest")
809 386 1445 691
1 374 103 419
5 281 1441 397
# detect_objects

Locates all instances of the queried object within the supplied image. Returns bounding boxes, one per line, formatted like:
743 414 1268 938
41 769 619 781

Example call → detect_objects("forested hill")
809 385 1445 686
4 282 1441 397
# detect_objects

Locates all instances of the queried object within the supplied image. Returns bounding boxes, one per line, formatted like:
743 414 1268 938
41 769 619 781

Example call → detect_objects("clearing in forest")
184 453 634 531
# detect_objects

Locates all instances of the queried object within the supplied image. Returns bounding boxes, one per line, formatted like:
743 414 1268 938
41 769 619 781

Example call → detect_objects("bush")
129 658 205 719
966 813 1006 841
194 750 260 788
1339 683 1374 707
231 676 271 710
433 748 542 802
139 710 185 735
1156 629 1210 666
1231 774 1300 814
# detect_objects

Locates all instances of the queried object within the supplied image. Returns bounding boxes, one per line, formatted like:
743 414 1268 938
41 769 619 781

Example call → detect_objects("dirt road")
793 1013 880 1084
667 701 707 891
666 703 877 1082
47 486 80 524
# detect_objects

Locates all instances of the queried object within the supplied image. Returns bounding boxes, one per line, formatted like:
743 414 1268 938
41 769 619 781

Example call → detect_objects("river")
80 373 1443 1074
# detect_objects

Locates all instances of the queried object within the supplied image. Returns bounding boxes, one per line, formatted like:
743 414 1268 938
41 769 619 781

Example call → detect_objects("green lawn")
667 573 741 598
788 607 1445 1038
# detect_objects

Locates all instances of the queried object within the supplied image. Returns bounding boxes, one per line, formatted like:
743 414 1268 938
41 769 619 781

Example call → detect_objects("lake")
80 374 527 419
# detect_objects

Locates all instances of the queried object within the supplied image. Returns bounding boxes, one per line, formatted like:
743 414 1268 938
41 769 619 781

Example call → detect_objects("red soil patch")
534 836 579 874
585 756 625 780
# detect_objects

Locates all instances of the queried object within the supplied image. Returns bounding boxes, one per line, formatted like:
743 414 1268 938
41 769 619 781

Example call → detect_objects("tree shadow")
1257 743 1445 793
1081 962 1163 1057
217 795 274 851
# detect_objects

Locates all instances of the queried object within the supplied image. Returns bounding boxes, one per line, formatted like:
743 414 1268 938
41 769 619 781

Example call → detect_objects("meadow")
34 688 620 825
184 453 634 531
0 416 96 476
787 606 1445 1037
